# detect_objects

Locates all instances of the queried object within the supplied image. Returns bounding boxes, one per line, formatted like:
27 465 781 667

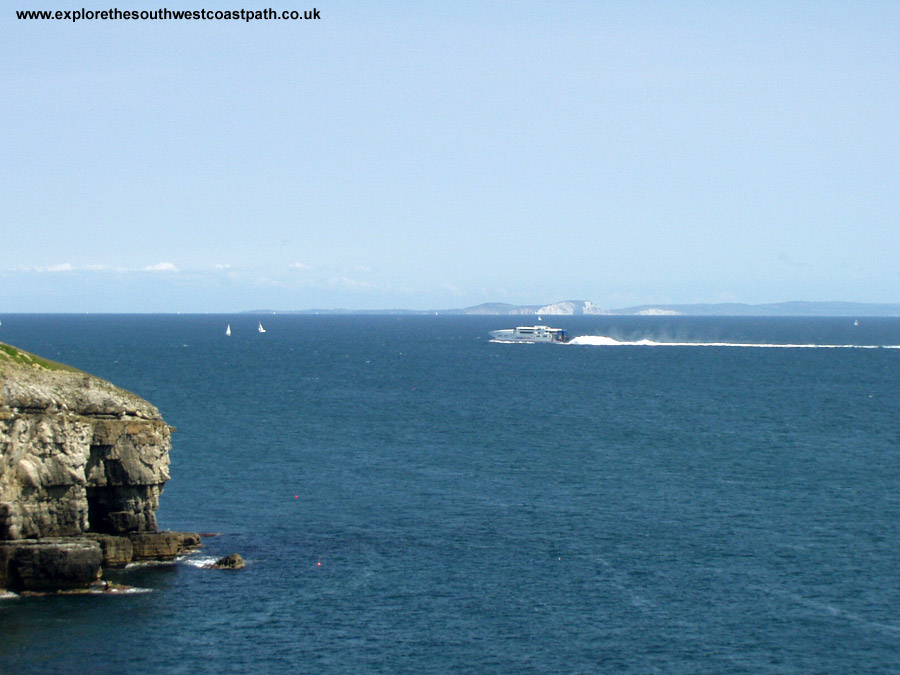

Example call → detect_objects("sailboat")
226 324 231 336
258 322 266 333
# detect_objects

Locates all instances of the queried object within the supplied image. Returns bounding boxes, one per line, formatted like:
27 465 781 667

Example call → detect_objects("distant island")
245 300 900 317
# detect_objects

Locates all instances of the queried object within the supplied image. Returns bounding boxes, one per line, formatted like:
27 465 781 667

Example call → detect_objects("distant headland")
243 300 900 317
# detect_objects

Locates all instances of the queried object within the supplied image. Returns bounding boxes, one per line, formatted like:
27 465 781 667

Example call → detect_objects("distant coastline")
242 300 900 317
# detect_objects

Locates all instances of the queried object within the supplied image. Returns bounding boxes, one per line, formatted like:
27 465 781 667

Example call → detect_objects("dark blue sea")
1 315 899 673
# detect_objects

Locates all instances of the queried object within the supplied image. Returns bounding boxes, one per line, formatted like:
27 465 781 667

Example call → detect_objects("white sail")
258 322 266 333
226 324 231 336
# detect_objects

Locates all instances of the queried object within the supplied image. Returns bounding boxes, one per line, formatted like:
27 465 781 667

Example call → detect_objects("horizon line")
2 299 900 317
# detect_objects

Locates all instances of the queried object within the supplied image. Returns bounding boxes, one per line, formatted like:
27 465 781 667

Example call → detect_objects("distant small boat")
258 322 266 333
854 319 859 326
226 324 231 336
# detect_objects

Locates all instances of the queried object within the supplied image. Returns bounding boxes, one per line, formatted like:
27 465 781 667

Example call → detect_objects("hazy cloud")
40 263 75 272
143 262 179 272
30 263 108 272
289 262 313 271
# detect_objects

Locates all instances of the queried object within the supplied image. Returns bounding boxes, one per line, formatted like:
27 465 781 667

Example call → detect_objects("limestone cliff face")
0 345 171 540
0 343 197 592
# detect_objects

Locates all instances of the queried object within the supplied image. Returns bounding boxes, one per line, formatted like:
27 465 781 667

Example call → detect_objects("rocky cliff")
0 342 199 593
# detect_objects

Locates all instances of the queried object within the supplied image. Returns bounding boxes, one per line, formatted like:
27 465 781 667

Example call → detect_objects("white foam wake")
95 585 153 595
124 559 176 569
568 336 900 349
178 555 221 568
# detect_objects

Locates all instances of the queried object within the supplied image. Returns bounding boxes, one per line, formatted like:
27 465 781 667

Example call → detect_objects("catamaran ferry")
489 325 571 343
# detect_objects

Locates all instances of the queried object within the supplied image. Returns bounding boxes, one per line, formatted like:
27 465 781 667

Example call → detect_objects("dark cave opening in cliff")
85 444 129 534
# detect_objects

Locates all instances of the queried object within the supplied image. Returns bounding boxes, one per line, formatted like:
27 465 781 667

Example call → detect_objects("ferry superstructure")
489 326 570 343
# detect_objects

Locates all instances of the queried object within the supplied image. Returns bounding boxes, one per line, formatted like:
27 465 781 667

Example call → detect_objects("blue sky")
3 1 898 312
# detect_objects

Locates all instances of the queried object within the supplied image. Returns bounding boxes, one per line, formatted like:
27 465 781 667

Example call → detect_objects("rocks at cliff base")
0 539 102 593
0 342 202 593
130 531 202 562
84 533 134 567
178 532 202 550
0 532 202 593
210 553 245 570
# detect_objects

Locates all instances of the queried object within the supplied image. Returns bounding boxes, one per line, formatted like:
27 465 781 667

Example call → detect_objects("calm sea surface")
1 315 899 673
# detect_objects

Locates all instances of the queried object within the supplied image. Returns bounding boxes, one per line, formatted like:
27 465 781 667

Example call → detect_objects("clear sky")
3 1 898 312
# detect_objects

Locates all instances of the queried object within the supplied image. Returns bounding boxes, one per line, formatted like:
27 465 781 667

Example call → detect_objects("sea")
1 314 899 673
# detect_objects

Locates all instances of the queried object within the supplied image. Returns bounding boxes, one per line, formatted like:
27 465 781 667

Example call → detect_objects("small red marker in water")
294 495 298 499
317 561 321 567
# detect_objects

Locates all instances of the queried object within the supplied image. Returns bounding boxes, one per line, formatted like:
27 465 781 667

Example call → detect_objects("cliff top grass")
0 342 81 373
0 342 162 419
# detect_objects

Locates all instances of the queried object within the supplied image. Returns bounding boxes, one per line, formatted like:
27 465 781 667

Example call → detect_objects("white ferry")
489 325 571 343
